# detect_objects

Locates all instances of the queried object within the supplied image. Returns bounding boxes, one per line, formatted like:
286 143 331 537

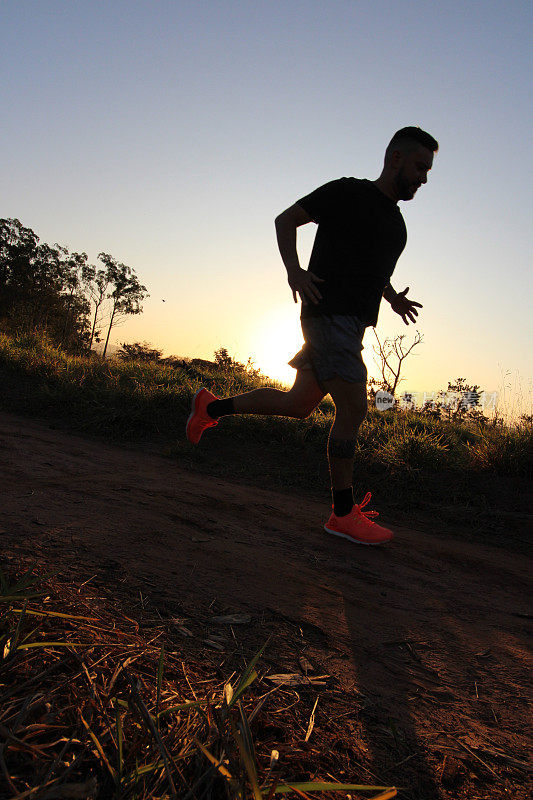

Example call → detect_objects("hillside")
1 410 532 799
0 331 531 540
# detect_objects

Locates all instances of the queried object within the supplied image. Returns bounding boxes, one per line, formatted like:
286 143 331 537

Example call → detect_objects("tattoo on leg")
328 436 357 459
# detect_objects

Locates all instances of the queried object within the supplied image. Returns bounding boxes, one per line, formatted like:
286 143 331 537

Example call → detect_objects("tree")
0 218 39 321
87 268 109 352
59 250 94 349
98 254 149 358
0 218 92 351
1 219 149 355
371 329 423 397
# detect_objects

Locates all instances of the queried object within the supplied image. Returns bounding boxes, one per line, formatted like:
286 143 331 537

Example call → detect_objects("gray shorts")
288 314 367 386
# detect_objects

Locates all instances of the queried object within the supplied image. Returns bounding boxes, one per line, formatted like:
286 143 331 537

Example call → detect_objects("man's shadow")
335 540 445 798
323 521 530 799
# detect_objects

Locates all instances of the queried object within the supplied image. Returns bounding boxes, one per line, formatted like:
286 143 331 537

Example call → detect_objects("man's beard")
395 168 418 200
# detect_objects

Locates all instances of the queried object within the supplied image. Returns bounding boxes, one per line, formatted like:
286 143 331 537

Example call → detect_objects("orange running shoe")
324 492 394 545
186 388 219 444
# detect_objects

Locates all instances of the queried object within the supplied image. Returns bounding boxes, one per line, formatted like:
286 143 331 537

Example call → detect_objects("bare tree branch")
372 329 423 396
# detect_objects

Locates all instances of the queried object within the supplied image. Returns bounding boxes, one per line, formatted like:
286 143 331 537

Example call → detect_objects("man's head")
383 126 438 201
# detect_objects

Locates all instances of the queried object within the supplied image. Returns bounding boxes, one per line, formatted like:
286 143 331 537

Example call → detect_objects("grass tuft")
1 562 397 799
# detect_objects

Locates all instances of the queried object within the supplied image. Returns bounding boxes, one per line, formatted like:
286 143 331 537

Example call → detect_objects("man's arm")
275 203 324 305
383 283 398 304
383 283 423 325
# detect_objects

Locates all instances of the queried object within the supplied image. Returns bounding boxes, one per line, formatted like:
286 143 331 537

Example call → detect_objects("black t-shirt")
297 178 407 327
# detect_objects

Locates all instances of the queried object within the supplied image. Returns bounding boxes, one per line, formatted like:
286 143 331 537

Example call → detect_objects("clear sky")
2 1 532 416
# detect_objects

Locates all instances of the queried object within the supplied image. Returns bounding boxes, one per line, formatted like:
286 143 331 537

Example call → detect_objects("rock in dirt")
441 754 466 788
210 613 252 624
298 655 315 674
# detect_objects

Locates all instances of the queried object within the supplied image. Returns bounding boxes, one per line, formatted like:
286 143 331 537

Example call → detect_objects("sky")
2 0 532 417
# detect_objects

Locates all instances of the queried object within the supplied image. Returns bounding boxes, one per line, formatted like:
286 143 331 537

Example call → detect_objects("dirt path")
1 411 531 798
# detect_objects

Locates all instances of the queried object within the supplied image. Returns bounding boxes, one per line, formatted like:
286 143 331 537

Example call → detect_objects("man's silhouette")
187 126 438 544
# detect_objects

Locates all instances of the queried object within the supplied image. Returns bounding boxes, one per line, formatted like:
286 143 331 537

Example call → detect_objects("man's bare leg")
214 369 325 419
321 377 368 514
188 370 325 444
320 377 393 542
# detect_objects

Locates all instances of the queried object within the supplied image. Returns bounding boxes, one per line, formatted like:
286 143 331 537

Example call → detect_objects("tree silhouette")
371 329 423 396
0 219 148 355
87 267 109 352
0 219 92 350
98 254 148 358
0 219 39 324
59 250 94 349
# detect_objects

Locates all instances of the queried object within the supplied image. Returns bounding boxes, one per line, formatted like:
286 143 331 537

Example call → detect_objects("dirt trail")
1 411 531 798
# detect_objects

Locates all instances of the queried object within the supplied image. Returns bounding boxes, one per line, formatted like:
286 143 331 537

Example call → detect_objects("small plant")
215 347 263 379
117 342 163 363
422 377 487 423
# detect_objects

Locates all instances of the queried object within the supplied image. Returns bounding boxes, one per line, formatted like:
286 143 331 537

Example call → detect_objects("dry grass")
1 330 531 479
0 561 397 800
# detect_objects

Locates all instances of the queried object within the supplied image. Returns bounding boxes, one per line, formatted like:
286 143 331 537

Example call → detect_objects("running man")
187 126 438 545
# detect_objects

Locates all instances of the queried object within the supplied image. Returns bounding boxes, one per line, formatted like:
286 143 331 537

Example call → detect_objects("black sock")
333 487 354 517
207 398 235 419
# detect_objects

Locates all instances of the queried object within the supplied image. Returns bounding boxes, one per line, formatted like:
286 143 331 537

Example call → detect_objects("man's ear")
390 149 403 168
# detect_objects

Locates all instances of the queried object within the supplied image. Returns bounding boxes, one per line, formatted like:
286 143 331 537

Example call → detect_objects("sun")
248 305 303 386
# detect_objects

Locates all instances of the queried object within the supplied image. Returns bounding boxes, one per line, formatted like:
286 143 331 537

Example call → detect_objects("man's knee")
285 388 320 419
337 396 368 425
289 400 318 419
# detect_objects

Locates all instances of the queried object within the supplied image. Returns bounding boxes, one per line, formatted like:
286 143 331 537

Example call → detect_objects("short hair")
385 126 439 163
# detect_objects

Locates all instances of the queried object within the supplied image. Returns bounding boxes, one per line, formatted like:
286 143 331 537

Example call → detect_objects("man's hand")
275 204 320 304
288 267 324 305
390 286 423 325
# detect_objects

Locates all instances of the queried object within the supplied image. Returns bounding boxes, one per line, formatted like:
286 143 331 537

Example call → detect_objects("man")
186 126 438 545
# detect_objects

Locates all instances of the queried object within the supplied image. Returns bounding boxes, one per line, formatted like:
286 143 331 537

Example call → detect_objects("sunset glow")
249 305 303 387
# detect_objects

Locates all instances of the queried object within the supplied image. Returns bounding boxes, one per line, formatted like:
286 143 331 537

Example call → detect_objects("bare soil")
1 411 531 799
